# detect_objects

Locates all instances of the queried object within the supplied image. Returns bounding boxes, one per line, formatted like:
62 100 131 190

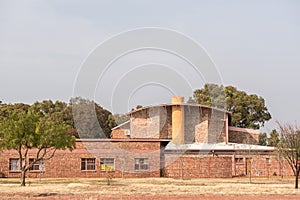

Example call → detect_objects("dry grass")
1 177 300 197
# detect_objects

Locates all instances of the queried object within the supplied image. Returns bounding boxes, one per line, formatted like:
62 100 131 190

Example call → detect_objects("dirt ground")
1 177 300 199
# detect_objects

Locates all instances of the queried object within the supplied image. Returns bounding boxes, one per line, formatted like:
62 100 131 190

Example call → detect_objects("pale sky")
0 0 299 132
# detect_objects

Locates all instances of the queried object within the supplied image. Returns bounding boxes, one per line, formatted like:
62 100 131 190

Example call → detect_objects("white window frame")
134 158 149 171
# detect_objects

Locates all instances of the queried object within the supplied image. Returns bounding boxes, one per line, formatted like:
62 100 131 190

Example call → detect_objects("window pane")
9 158 24 171
81 159 86 170
29 158 43 171
81 158 95 171
87 158 95 170
100 158 115 171
134 158 149 171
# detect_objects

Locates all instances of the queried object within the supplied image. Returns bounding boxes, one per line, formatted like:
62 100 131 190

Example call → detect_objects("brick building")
0 96 293 179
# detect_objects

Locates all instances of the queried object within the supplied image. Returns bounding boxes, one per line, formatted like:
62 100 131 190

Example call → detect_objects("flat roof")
76 138 172 142
165 142 275 151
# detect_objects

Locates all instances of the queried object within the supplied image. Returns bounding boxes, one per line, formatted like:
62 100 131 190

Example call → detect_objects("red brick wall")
164 155 232 178
1 141 294 179
159 106 172 139
232 154 294 177
0 141 161 179
111 128 130 139
131 109 160 138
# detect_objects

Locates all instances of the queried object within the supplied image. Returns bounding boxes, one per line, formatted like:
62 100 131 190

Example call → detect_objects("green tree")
0 110 76 186
276 122 300 189
0 103 30 122
131 105 143 111
31 98 117 138
258 132 267 146
268 129 280 147
71 97 116 138
194 84 225 108
193 84 271 129
187 97 197 104
113 114 130 125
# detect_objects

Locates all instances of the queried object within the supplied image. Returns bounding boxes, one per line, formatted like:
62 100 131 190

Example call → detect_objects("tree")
187 97 197 104
0 103 30 122
31 100 74 127
71 97 116 138
0 110 76 186
113 114 130 125
268 129 280 147
276 122 300 189
258 132 267 146
193 84 271 129
31 98 117 138
131 105 143 111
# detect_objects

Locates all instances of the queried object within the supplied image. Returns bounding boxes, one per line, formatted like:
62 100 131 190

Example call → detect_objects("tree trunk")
296 169 299 189
21 170 26 186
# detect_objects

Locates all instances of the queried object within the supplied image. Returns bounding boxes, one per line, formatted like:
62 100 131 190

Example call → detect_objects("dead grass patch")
1 177 300 197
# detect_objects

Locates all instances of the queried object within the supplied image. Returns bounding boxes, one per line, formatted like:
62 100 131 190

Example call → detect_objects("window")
100 158 115 171
81 158 96 170
9 158 24 171
134 158 149 171
29 159 44 171
266 158 271 164
235 158 243 164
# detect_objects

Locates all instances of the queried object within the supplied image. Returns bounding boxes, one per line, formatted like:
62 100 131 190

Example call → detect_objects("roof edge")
128 103 231 115
111 120 130 130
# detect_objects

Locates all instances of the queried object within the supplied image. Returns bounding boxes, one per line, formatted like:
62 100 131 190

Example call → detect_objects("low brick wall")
232 155 294 177
163 155 232 178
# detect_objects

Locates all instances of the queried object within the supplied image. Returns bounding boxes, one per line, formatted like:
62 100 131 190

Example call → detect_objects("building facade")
0 96 293 179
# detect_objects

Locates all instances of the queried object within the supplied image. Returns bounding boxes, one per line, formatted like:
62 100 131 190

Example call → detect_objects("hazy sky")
0 0 299 132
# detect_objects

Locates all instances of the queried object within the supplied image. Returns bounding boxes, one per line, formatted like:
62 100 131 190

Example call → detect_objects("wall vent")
124 129 131 135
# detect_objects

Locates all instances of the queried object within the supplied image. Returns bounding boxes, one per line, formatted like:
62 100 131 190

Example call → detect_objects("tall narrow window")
81 158 96 170
134 158 149 171
100 158 115 171
9 158 24 171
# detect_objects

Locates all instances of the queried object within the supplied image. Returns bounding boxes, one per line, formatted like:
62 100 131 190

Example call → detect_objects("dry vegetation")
1 177 300 199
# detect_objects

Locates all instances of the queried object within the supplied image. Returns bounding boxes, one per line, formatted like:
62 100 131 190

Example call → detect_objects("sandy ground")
1 177 300 199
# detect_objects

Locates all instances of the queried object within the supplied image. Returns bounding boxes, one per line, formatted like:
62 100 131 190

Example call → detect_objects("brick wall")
111 129 130 139
232 154 294 177
119 106 228 144
0 141 161 179
164 155 232 178
131 108 160 138
228 127 259 144
208 109 226 143
159 106 172 139
184 106 200 143
187 107 227 144
111 121 130 139
0 142 295 179
195 120 208 143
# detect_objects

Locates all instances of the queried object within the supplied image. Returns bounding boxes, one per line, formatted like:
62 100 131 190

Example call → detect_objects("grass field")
1 177 300 199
